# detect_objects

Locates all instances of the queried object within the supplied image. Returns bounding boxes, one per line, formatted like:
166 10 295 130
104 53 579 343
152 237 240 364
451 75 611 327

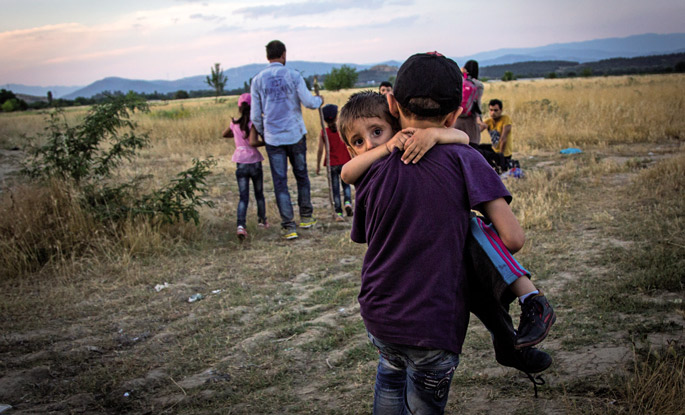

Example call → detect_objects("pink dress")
230 121 264 164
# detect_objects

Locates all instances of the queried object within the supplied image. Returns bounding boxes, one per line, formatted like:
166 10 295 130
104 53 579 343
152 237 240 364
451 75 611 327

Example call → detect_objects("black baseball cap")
393 52 463 117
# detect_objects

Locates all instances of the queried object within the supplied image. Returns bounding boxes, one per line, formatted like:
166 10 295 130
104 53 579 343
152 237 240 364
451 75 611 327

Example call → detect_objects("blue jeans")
368 332 460 415
265 136 313 231
235 162 266 228
329 164 351 214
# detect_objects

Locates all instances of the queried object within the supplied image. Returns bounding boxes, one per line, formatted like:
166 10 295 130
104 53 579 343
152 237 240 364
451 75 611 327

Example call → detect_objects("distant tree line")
0 83 251 112
482 53 685 81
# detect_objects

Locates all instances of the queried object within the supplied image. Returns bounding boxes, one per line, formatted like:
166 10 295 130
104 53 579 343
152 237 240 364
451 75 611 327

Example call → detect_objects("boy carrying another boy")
340 53 554 413
316 104 353 221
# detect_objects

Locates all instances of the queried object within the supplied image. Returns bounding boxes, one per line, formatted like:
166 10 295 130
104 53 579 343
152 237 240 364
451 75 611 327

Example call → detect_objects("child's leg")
465 230 552 374
368 332 458 415
235 163 250 228
329 165 343 215
251 162 267 224
341 172 353 216
468 215 556 349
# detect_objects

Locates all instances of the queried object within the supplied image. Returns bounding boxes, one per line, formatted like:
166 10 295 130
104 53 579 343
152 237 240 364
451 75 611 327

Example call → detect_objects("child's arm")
340 132 405 184
400 127 469 164
479 197 525 253
316 131 325 175
248 125 265 147
222 124 234 138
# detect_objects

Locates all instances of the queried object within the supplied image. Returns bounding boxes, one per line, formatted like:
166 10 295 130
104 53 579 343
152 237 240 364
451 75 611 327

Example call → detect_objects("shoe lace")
524 372 546 398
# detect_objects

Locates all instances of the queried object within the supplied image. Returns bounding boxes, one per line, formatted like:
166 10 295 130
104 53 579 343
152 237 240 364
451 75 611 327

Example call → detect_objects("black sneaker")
515 294 556 349
344 202 353 217
496 345 552 374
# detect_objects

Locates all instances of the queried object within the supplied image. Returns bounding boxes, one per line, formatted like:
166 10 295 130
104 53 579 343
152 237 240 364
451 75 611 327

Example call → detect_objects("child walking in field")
339 85 554 410
316 104 353 221
222 93 268 240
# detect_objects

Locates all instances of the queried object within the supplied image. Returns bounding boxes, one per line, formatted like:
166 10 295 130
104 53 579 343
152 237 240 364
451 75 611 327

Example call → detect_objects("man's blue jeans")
368 332 460 415
265 136 313 231
329 164 351 214
235 162 266 228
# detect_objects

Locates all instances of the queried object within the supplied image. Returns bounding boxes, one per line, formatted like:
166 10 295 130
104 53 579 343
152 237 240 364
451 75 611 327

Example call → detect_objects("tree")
174 90 190 100
47 91 53 105
581 67 593 77
206 63 228 102
323 65 358 91
502 71 515 82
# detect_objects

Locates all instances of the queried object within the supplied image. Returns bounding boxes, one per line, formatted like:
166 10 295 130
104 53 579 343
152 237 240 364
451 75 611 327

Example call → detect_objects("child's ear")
387 93 400 118
444 107 462 128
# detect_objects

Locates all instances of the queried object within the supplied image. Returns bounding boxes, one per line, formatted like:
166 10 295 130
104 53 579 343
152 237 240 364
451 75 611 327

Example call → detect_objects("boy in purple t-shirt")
341 53 551 413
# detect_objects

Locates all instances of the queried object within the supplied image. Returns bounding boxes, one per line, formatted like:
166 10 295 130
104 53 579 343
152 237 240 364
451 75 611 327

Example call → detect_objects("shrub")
11 93 216 275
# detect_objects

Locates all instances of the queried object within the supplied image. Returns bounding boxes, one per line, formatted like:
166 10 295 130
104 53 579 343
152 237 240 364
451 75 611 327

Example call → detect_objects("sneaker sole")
514 312 557 350
299 222 317 229
283 233 298 240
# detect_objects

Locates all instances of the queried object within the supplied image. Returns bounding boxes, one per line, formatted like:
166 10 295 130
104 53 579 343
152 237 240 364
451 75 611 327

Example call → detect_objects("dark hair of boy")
489 98 503 109
464 60 479 79
322 104 338 132
380 81 392 88
266 40 286 60
392 52 463 121
338 91 400 147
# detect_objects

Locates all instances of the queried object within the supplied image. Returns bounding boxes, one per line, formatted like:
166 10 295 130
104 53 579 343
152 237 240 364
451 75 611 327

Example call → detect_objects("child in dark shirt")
339 54 554 411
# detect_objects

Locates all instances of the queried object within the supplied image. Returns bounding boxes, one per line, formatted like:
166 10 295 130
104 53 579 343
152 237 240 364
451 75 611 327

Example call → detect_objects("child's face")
345 117 395 156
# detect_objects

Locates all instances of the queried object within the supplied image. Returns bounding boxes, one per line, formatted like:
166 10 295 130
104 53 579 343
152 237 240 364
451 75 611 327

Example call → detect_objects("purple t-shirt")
351 144 511 354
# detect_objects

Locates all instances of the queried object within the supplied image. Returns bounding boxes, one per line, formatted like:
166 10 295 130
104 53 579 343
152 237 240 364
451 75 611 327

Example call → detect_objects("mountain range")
5 32 684 99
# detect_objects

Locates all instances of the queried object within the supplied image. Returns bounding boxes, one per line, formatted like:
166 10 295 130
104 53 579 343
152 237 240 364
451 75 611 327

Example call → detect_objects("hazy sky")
1 0 684 86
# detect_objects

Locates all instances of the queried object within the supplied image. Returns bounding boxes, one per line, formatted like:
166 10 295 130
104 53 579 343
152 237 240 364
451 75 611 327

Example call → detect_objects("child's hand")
385 131 410 153
401 128 437 164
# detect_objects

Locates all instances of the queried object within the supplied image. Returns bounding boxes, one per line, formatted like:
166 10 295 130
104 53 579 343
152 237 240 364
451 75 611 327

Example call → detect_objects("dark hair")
266 40 286 60
489 99 503 110
338 91 400 147
464 60 479 79
379 81 392 88
233 102 251 136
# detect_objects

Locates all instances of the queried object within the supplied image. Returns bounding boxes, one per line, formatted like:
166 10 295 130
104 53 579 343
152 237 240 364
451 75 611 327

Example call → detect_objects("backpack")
461 74 478 117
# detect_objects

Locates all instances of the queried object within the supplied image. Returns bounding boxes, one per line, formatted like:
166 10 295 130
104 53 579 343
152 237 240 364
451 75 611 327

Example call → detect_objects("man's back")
250 63 321 146
351 143 510 354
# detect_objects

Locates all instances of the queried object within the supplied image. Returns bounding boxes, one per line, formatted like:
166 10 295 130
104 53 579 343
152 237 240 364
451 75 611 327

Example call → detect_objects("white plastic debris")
188 293 204 303
154 282 170 292
211 289 222 294
0 404 13 413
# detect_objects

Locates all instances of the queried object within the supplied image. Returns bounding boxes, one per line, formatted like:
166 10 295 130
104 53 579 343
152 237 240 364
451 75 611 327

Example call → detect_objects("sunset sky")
2 0 684 86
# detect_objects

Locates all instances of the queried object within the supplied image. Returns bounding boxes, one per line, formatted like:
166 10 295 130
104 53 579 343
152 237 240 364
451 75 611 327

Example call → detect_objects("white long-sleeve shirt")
250 62 322 146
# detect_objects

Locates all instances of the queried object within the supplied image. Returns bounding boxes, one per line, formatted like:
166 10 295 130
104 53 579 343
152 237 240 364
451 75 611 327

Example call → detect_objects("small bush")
7 93 216 276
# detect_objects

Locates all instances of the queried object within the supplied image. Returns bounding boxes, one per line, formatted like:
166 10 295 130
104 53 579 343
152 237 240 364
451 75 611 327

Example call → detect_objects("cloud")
189 13 225 22
235 0 391 19
44 46 147 64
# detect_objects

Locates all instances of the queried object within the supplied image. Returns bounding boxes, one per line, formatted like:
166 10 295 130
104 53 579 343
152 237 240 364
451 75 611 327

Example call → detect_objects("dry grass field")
0 74 683 414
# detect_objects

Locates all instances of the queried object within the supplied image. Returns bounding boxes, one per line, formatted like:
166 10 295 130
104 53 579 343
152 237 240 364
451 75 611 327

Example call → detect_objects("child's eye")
353 138 364 147
372 128 382 137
